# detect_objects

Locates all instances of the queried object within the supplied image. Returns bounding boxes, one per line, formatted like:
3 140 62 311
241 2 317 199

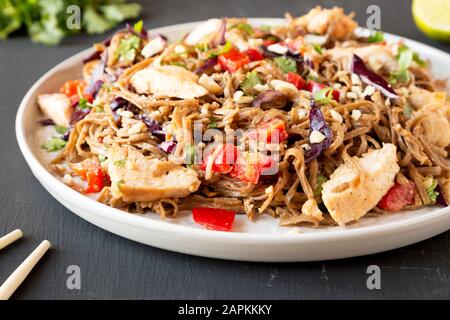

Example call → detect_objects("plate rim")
15 18 450 246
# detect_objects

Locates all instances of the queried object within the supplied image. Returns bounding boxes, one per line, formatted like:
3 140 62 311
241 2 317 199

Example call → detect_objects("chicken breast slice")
108 146 201 202
130 65 208 99
321 143 400 226
409 87 450 148
327 44 398 73
293 6 357 40
37 93 72 127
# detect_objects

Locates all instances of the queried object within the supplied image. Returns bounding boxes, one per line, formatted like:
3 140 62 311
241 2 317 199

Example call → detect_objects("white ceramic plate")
16 19 450 262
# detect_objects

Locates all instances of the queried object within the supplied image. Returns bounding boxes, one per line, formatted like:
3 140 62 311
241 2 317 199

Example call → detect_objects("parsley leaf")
117 35 140 62
368 31 384 43
42 137 66 152
240 71 261 93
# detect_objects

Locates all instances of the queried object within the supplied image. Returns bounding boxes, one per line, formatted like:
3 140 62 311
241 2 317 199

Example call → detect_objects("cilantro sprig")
273 56 297 73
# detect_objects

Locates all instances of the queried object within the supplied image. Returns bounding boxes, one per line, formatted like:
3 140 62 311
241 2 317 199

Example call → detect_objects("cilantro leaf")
241 71 261 94
274 56 297 73
42 137 66 152
114 159 126 168
78 98 92 110
55 125 68 135
117 35 140 62
232 23 254 35
314 175 328 198
185 144 196 165
390 45 426 84
368 31 384 43
314 87 334 104
313 44 323 55
426 177 439 204
208 41 232 58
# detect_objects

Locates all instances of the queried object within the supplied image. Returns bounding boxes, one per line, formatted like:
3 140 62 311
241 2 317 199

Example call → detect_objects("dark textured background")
0 0 449 299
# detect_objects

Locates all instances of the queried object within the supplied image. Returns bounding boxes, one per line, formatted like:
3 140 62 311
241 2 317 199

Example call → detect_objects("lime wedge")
412 0 450 42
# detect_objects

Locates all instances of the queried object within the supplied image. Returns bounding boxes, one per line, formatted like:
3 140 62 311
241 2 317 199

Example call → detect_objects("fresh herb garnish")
232 23 254 35
208 118 218 128
208 41 232 58
390 45 427 84
368 31 384 43
99 155 107 163
78 97 92 110
426 177 439 204
273 56 297 73
116 179 125 187
41 137 67 152
114 159 126 168
403 103 413 118
55 125 68 135
185 144 196 165
313 44 323 55
314 87 334 104
117 35 140 62
240 71 261 93
314 175 328 198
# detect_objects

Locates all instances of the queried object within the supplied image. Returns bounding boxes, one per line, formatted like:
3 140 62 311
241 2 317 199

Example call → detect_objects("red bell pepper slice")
192 207 236 231
243 48 264 62
247 119 289 143
377 181 416 212
218 48 250 73
201 143 238 174
286 72 306 90
230 152 274 184
306 80 340 101
71 160 105 193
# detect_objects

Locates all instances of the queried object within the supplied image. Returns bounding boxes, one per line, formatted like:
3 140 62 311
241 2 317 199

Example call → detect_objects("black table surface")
1 0 449 300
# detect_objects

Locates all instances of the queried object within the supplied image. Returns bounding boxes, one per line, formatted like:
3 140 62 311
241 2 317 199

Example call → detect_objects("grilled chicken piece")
321 143 400 226
130 65 208 99
293 6 357 40
108 146 201 202
37 93 72 127
409 87 450 148
327 44 398 73
184 18 224 46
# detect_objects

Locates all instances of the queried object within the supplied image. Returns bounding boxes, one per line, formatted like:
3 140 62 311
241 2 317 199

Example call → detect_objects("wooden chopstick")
0 229 23 251
0 240 51 300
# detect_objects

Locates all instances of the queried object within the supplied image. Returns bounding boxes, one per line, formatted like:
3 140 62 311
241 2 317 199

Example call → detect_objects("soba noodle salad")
38 7 450 231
